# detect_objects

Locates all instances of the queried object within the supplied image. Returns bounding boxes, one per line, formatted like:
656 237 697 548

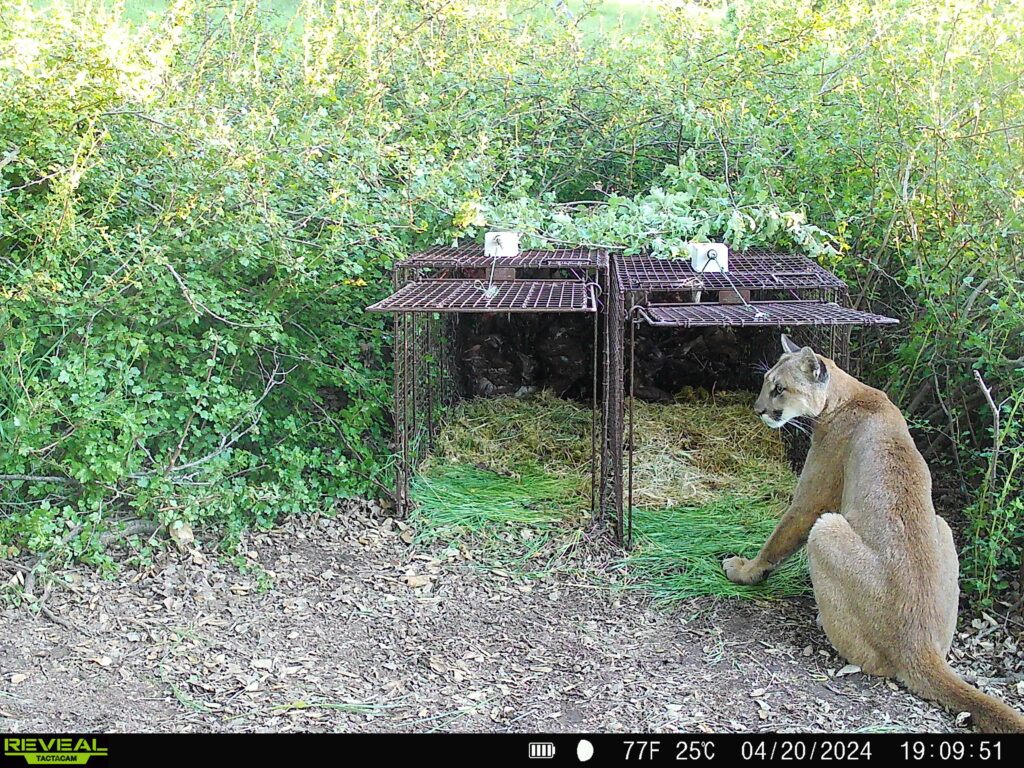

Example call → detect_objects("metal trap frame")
605 250 897 546
367 246 607 518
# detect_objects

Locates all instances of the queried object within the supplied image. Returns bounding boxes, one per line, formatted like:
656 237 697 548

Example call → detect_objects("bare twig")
1 167 63 193
96 109 178 132
163 263 273 330
0 147 19 170
161 357 293 476
169 339 219 469
962 278 993 316
38 603 93 636
933 372 965 487
0 474 77 485
99 519 161 546
973 370 1001 490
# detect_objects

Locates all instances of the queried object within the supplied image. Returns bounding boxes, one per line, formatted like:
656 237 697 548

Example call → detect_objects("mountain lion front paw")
722 555 766 585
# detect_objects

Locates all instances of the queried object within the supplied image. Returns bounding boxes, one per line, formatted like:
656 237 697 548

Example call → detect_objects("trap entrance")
367 246 606 519
411 391 812 601
367 243 897 548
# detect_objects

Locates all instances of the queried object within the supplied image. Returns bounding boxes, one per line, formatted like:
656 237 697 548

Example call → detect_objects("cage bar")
599 256 626 544
606 255 894 548
369 248 605 526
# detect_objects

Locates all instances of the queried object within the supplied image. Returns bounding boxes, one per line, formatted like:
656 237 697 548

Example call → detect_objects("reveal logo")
3 738 107 765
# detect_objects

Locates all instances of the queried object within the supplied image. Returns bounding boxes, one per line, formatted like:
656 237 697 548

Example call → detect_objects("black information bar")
1 733 1021 766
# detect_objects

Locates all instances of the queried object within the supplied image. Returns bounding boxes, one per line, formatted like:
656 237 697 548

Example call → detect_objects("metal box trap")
367 244 895 546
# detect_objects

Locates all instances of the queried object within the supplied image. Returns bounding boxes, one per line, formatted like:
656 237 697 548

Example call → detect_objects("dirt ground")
2 504 1022 733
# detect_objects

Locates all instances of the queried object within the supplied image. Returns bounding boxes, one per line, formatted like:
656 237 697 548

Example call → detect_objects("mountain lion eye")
773 384 785 396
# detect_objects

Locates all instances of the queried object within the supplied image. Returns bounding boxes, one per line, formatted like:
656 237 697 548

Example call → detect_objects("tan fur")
722 335 1024 733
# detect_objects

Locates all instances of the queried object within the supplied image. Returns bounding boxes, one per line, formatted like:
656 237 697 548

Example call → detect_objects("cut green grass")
411 463 583 536
410 462 586 572
625 497 810 602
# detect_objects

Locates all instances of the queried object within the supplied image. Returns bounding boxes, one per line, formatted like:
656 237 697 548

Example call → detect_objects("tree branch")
973 369 1001 490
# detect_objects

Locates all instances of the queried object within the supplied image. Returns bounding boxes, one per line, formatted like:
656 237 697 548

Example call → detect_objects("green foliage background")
1 0 1021 601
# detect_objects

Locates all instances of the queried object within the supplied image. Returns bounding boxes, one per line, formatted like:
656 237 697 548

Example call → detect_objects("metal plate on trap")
366 279 597 313
638 300 898 327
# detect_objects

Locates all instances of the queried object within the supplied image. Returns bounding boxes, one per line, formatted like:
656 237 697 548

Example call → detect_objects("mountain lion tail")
902 652 1024 733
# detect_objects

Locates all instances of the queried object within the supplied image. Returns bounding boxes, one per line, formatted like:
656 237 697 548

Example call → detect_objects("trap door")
637 300 898 328
366 279 599 314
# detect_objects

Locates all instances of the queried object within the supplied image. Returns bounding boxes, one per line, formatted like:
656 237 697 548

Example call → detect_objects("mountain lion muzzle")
723 334 1024 733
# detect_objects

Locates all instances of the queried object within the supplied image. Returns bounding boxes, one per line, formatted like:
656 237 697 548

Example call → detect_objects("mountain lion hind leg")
806 513 896 678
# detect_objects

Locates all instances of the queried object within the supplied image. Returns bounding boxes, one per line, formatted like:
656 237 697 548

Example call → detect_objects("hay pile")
628 388 792 508
430 393 594 495
410 390 810 600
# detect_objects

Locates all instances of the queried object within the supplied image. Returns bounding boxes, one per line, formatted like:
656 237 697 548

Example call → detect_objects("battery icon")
529 742 556 759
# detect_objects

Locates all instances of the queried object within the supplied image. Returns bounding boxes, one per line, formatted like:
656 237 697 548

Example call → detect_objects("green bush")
0 0 711 564
1 0 1021 602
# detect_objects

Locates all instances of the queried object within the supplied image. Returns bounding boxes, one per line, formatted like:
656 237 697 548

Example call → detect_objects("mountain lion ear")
799 347 828 383
780 334 801 355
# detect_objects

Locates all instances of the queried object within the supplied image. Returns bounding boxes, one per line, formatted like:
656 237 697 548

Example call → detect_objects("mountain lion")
722 334 1024 733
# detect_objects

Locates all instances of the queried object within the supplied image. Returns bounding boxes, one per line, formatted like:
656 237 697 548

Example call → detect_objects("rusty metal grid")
398 244 603 269
376 239 892 550
638 301 898 328
780 322 851 471
614 257 701 292
616 250 847 293
391 309 459 518
367 280 596 313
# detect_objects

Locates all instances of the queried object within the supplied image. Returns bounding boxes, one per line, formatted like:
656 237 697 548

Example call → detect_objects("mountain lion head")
755 334 830 428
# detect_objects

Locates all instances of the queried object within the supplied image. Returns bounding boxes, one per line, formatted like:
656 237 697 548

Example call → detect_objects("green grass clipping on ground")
409 390 810 601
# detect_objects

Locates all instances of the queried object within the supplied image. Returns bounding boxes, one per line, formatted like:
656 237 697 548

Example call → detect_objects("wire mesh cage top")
616 249 847 293
397 244 605 270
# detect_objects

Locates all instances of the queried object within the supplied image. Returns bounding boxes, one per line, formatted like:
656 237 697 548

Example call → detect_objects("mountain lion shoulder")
722 334 1024 733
